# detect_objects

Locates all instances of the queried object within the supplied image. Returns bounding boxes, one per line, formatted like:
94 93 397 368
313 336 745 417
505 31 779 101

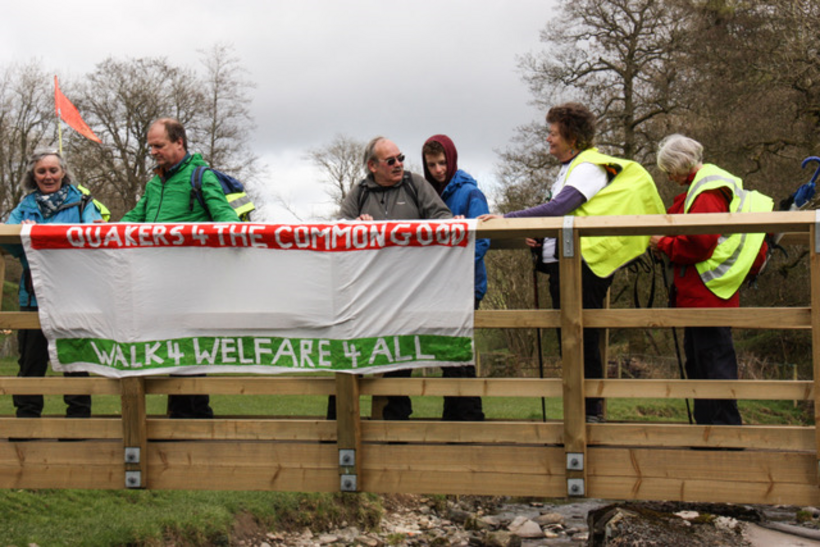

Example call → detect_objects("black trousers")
442 297 485 421
326 368 412 421
167 374 213 419
543 261 612 418
15 312 91 418
683 326 742 425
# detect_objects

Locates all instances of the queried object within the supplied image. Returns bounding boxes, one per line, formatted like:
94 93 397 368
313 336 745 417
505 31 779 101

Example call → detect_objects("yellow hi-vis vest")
565 149 666 278
76 184 111 222
683 164 773 299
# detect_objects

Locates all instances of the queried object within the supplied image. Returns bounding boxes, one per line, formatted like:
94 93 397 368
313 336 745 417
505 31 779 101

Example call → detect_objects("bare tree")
0 61 54 218
71 57 205 213
519 0 686 162
196 43 259 181
306 134 366 208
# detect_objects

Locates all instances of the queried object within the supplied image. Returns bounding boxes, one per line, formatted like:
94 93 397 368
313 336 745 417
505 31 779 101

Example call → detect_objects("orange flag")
54 76 101 143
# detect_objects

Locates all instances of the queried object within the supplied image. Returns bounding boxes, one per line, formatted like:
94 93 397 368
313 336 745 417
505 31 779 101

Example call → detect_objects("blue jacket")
441 169 490 301
6 185 103 308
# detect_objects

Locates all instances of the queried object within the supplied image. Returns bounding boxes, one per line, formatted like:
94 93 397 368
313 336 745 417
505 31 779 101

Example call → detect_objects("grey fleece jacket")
339 171 452 221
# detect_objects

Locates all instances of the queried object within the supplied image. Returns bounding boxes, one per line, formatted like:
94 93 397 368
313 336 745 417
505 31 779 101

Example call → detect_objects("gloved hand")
793 182 816 208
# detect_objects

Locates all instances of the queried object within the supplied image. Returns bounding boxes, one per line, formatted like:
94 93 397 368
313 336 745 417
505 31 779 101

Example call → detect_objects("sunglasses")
381 154 405 166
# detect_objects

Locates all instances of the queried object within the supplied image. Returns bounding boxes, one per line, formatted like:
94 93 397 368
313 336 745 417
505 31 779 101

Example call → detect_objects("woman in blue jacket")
5 150 102 421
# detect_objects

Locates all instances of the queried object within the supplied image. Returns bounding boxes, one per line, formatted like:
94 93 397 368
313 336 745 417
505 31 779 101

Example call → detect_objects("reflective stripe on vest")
683 165 773 299
226 192 255 218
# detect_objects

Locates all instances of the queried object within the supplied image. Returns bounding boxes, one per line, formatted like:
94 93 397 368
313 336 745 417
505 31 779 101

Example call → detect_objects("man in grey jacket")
330 136 452 421
339 137 452 221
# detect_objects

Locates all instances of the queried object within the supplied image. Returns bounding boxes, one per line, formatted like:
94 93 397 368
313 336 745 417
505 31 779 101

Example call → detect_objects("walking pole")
532 253 547 422
658 255 693 424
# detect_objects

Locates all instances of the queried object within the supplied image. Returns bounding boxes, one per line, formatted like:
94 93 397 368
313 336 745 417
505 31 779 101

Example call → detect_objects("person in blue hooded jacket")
422 134 488 421
5 150 103 422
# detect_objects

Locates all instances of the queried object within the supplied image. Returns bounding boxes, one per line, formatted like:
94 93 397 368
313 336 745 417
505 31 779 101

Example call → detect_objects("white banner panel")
21 221 475 378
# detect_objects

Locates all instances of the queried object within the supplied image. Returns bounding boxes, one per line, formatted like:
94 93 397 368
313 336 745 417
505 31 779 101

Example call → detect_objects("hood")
423 134 458 194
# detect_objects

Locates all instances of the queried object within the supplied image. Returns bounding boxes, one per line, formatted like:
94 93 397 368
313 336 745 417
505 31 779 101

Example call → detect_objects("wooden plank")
0 418 121 439
0 377 121 395
363 469 567 497
474 309 561 329
145 376 335 395
0 311 39 329
475 211 814 240
147 418 336 441
335 374 361 489
589 476 820 506
585 307 811 329
361 421 563 445
475 308 811 330
586 379 814 400
589 447 814 484
0 440 122 464
0 440 123 489
121 377 147 486
559 225 586 487
360 378 563 398
146 441 338 491
587 423 814 451
812 223 820 480
361 444 565 496
362 444 564 474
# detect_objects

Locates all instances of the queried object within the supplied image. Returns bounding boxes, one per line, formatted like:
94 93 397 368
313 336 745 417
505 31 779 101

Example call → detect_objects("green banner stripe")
56 334 473 372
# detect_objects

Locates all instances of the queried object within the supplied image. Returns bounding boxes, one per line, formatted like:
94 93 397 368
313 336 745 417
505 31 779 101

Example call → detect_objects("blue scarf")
34 185 71 219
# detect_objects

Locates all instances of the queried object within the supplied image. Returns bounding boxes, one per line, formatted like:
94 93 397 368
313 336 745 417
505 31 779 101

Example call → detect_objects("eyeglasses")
381 154 405 166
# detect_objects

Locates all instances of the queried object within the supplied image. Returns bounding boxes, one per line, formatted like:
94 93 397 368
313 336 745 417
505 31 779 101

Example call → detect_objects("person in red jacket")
650 134 769 426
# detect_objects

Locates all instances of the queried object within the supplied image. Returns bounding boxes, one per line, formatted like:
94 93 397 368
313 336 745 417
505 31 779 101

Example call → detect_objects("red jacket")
657 188 766 308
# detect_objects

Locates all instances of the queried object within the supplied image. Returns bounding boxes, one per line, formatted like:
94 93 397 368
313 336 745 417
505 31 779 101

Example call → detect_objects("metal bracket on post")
562 216 575 258
566 452 584 471
340 474 357 492
125 471 142 489
124 447 141 464
339 449 356 467
814 210 820 253
339 449 357 492
567 478 585 497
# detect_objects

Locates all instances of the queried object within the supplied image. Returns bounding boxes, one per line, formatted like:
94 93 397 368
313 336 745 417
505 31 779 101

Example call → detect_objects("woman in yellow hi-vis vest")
650 134 772 426
481 103 665 422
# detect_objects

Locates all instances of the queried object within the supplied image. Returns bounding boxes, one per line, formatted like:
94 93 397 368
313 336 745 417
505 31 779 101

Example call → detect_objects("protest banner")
22 220 475 377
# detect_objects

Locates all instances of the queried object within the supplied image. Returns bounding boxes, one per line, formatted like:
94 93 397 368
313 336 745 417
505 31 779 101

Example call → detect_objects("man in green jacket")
122 118 240 418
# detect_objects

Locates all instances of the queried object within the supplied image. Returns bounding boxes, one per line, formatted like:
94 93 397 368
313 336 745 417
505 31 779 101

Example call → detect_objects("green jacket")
121 153 240 223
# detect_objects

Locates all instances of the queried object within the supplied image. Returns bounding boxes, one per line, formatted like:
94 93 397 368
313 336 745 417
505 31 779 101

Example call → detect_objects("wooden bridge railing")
0 212 817 505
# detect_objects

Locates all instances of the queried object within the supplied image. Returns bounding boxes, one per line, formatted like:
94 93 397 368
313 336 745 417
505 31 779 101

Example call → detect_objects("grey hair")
23 149 72 191
657 134 703 177
363 136 386 169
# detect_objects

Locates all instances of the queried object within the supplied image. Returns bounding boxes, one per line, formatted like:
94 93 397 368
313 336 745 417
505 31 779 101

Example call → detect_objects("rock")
355 536 380 547
534 511 565 526
714 515 739 532
258 543 271 547
483 530 521 547
317 534 338 544
448 508 471 524
478 515 503 529
508 517 543 538
674 510 700 520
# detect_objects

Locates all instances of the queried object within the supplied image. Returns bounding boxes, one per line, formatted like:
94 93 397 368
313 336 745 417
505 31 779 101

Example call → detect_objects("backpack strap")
355 173 420 215
189 166 212 219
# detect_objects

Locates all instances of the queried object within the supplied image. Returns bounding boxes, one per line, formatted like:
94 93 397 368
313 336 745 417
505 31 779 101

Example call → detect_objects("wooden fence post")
121 377 147 489
335 373 362 492
810 215 820 482
559 217 587 497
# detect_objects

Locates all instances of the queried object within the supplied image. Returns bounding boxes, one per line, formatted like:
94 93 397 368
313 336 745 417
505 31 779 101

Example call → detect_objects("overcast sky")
1 0 557 221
